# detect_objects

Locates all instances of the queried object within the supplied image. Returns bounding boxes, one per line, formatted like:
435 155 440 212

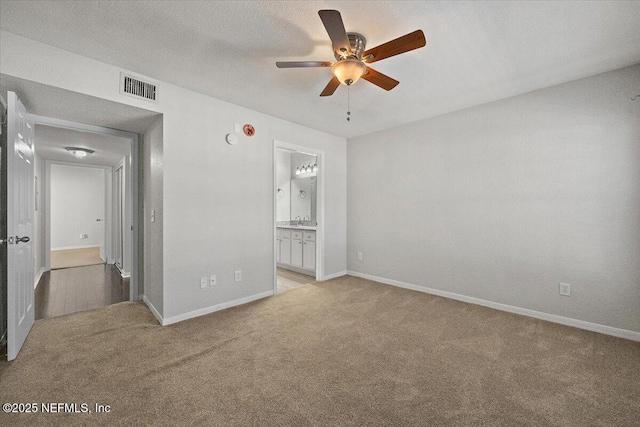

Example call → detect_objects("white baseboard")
346 270 640 342
113 263 130 278
322 270 347 281
34 267 46 289
150 291 274 326
142 295 163 325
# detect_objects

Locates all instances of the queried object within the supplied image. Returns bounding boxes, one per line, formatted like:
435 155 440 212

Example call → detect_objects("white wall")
275 149 290 222
0 31 348 321
143 115 163 315
348 65 640 333
50 164 105 250
33 151 45 281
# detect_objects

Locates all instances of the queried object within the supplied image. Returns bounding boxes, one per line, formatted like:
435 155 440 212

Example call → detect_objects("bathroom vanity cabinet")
277 227 315 274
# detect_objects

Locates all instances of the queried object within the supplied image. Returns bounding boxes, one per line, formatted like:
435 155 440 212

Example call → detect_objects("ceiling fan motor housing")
334 32 367 61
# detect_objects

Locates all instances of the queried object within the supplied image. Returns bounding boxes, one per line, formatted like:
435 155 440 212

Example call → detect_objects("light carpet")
1 275 638 426
50 247 104 270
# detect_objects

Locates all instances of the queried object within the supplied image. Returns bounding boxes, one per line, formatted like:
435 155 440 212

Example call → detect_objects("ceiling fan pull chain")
347 85 351 122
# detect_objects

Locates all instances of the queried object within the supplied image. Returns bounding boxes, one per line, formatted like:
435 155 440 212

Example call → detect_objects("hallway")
35 264 129 320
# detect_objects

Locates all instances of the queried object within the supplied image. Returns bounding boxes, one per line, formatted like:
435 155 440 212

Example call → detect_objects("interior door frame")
45 160 113 267
30 114 140 301
272 140 325 294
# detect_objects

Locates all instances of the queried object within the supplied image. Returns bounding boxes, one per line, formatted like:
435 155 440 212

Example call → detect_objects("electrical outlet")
357 252 363 261
210 274 217 286
200 277 208 289
234 270 242 282
559 283 571 296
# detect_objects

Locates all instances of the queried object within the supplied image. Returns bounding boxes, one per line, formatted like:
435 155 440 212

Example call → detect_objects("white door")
291 238 303 267
303 241 316 271
280 236 291 265
6 92 35 361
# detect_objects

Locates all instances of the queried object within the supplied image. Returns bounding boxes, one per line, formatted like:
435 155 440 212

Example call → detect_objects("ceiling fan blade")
318 10 351 56
362 30 426 64
276 61 333 68
362 67 399 91
320 76 341 97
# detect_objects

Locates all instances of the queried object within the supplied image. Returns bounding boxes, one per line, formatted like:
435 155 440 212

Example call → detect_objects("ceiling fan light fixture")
65 147 94 159
331 58 366 86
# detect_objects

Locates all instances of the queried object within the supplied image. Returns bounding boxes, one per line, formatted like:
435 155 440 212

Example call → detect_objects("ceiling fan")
276 10 427 97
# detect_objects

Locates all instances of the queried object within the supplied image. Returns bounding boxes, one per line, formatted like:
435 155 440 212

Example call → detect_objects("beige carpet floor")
51 247 104 270
1 275 639 426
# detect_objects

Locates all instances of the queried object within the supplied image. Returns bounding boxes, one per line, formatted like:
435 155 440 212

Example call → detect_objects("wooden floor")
35 264 129 320
277 267 314 293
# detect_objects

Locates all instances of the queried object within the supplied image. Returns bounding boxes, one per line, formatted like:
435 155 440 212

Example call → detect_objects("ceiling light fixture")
331 58 366 86
65 147 94 159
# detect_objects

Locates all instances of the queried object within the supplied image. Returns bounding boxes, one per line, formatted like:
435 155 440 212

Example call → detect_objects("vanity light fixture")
295 162 318 175
65 147 94 159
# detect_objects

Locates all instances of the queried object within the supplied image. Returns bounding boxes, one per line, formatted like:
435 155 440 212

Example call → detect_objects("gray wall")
347 65 640 332
143 115 163 315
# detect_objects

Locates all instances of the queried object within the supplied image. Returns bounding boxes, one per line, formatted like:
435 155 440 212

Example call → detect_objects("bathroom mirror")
276 149 317 224
290 177 316 222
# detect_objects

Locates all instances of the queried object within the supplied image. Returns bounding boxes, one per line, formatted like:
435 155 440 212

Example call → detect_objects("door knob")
16 236 30 243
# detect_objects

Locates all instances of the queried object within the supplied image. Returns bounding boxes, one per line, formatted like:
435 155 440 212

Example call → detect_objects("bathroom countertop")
277 225 317 231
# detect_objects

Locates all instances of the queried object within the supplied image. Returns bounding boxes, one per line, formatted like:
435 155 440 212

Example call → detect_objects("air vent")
119 72 158 103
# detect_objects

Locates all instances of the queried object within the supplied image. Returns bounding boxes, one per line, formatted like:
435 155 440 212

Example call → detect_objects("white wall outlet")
559 283 571 296
210 274 217 286
200 277 208 289
234 270 242 282
151 209 155 223
80 234 88 239
357 252 363 261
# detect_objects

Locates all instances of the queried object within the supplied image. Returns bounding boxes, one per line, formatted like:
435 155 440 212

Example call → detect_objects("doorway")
49 163 107 270
33 119 135 320
273 140 325 294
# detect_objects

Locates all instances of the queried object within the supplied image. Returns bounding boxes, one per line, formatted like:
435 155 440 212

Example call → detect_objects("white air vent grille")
119 72 158 103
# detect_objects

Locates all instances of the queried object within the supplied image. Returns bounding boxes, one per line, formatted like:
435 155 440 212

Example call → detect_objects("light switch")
151 210 155 223
210 275 217 286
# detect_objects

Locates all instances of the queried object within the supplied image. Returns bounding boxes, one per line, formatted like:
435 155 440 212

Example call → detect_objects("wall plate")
226 133 238 145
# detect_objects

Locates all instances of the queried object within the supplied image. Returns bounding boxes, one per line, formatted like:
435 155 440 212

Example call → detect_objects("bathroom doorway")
273 141 324 294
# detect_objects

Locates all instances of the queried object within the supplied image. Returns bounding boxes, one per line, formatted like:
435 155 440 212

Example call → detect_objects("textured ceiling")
2 1 640 138
35 125 131 167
